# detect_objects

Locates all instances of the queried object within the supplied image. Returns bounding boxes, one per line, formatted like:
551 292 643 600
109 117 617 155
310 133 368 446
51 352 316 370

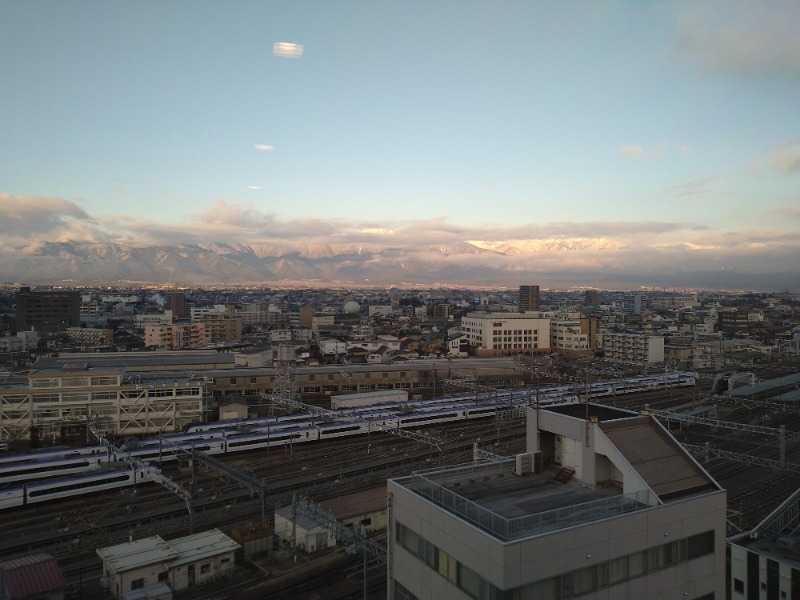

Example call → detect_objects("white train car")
0 455 105 485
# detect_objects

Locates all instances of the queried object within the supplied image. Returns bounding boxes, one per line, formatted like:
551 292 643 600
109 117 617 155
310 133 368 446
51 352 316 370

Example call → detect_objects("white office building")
388 403 726 599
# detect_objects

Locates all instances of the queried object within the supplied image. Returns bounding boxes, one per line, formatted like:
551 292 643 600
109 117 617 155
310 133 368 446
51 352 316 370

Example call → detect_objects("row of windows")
396 522 715 600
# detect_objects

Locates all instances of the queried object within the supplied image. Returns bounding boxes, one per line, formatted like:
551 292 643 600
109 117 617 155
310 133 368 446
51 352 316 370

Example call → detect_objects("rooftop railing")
407 462 651 542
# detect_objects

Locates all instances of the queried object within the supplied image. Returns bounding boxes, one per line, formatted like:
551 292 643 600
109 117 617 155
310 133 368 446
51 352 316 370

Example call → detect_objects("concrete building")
274 505 335 553
547 312 596 356
133 311 173 329
461 312 550 356
165 291 188 319
623 292 642 316
144 323 206 350
0 363 209 441
387 403 726 599
66 327 113 347
202 307 242 345
97 529 239 600
728 487 800 599
518 285 540 313
601 332 665 365
14 287 81 334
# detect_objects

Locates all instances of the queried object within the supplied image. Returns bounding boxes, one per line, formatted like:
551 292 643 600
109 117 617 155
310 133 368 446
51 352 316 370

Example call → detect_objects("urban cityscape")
0 283 799 599
2 0 800 599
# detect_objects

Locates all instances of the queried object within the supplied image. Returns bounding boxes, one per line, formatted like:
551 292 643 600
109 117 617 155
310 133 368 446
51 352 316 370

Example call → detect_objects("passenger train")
0 371 698 509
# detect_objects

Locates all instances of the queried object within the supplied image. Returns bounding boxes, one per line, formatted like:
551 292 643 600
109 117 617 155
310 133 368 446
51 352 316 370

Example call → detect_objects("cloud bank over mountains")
0 193 798 291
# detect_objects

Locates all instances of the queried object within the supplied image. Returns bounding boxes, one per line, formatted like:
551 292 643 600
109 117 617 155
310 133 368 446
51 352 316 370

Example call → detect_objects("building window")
131 578 144 590
158 572 168 582
200 564 211 574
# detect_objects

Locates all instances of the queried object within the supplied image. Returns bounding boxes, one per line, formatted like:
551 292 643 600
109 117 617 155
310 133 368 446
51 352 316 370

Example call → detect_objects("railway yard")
1 366 800 598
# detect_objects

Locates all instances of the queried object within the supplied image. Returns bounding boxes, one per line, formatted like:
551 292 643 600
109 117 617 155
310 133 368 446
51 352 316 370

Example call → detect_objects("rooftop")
396 460 648 543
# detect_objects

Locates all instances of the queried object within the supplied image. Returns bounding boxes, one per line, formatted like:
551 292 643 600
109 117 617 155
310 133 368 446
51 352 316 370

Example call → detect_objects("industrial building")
97 529 239 600
387 402 726 599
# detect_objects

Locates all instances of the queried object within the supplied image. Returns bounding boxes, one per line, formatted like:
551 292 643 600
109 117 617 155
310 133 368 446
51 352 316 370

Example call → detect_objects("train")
0 464 158 510
0 371 698 509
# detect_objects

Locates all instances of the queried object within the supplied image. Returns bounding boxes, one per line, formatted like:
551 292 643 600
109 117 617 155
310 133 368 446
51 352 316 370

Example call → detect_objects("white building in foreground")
388 402 726 599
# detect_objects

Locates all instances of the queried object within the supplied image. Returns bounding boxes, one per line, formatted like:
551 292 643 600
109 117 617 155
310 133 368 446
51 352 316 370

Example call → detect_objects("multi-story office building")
387 403 726 599
728 487 800 599
460 312 550 356
518 285 540 313
601 332 664 365
15 287 81 333
0 364 209 441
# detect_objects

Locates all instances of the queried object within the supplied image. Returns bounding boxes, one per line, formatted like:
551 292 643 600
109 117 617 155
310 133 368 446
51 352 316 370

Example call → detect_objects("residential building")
461 312 550 356
601 332 665 365
387 402 726 599
133 311 173 329
144 323 206 350
622 292 642 316
202 307 242 345
66 327 113 347
518 285 540 313
14 287 81 334
166 291 188 319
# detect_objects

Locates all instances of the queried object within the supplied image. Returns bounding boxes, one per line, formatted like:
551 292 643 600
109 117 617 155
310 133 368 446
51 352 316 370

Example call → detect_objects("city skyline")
1 1 799 291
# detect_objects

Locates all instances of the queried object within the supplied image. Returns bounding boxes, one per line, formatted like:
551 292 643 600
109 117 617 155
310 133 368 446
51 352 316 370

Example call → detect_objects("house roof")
167 529 240 567
0 553 65 599
96 537 177 573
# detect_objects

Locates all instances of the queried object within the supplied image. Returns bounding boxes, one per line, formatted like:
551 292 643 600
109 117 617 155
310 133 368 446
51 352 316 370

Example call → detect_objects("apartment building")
388 403 726 599
460 312 550 356
66 327 113 346
600 332 665 365
144 323 206 350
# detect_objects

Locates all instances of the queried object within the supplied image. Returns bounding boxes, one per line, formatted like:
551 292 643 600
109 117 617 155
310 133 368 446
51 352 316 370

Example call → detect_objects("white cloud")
618 144 662 160
273 42 304 58
255 144 273 151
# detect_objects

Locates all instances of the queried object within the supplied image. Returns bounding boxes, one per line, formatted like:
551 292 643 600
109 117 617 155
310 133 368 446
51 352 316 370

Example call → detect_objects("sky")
1 1 799 290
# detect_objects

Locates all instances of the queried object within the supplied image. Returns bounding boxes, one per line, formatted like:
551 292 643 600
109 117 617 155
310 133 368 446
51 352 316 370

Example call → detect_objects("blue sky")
1 1 799 289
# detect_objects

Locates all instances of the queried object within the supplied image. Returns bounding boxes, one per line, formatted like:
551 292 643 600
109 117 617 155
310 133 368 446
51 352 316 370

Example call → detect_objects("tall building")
15 287 81 334
584 289 600 307
622 292 642 316
519 285 540 312
166 291 188 319
388 403 726 599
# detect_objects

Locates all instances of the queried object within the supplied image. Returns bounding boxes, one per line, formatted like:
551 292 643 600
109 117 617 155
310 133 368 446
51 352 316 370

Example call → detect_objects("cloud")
764 138 800 174
676 1 800 79
0 193 110 246
667 177 716 196
618 144 662 160
247 185 262 190
5 195 799 289
772 205 800 219
255 144 273 151
273 42 304 58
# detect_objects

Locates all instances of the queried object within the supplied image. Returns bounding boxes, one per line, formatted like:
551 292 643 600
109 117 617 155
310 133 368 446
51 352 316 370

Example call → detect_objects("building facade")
14 287 81 334
518 285 540 313
461 313 550 356
144 323 206 350
387 403 726 599
0 364 209 441
601 333 665 365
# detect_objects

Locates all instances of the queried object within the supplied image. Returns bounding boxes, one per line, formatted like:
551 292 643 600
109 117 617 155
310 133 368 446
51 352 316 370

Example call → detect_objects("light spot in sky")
247 186 261 190
273 42 304 58
255 144 273 151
